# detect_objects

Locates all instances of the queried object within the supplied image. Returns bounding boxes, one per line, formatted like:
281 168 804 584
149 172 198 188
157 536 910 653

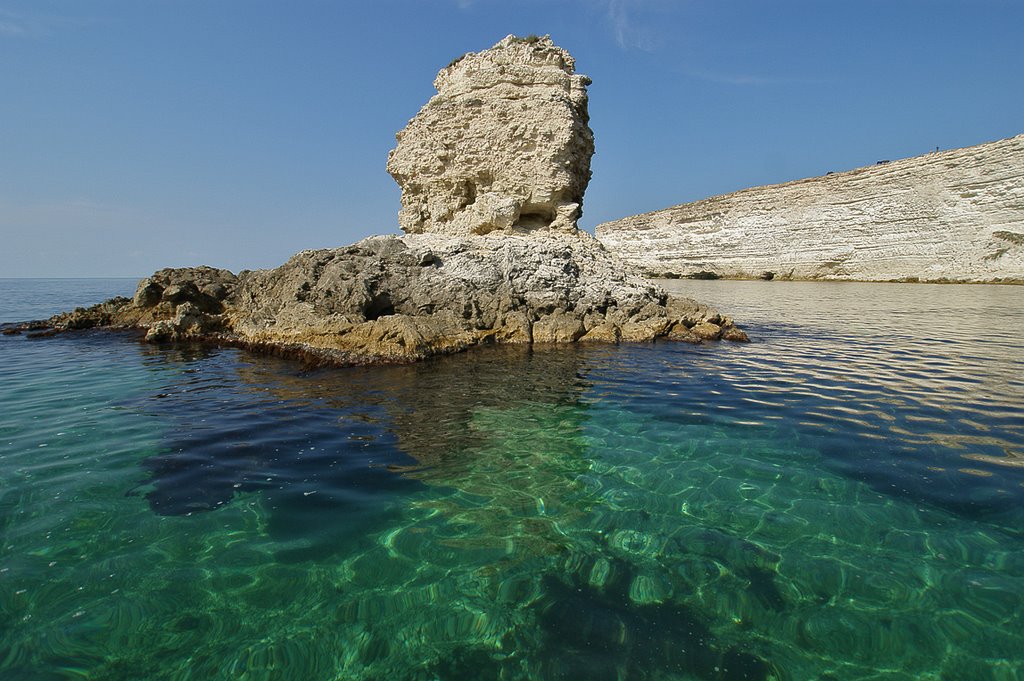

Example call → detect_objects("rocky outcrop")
596 135 1024 283
387 35 594 236
227 232 743 355
27 232 745 362
13 35 748 363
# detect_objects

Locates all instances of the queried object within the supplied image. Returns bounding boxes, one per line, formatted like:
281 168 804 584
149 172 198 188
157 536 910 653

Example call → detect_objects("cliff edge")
596 135 1024 283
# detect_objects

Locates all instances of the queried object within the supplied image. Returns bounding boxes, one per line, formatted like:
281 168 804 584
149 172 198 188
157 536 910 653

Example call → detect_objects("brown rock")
533 310 586 343
722 326 751 342
580 322 620 343
690 322 723 341
30 37 749 364
665 322 701 343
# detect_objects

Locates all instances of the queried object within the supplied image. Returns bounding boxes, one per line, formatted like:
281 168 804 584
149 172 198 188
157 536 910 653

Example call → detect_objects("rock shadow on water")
608 340 1024 536
130 345 428 561
820 435 1024 536
129 338 791 678
131 342 596 564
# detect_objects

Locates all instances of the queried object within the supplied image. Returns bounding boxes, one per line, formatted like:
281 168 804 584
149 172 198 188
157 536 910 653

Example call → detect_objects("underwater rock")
538 572 774 681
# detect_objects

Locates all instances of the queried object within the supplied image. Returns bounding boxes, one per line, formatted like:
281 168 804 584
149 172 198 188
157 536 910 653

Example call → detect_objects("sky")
1 0 1022 278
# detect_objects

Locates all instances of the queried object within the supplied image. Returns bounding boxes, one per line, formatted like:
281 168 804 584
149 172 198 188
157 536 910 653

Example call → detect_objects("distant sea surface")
1 278 1022 680
0 277 139 324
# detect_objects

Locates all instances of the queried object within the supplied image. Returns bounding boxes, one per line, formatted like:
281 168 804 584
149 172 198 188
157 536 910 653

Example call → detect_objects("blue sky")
2 0 1021 277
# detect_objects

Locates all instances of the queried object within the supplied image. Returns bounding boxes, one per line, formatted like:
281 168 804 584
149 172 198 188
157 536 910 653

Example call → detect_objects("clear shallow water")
1 278 1022 680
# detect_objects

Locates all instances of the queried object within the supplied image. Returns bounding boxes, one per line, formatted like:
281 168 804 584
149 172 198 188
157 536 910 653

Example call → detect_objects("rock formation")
386 35 594 236
596 135 1024 283
11 35 747 361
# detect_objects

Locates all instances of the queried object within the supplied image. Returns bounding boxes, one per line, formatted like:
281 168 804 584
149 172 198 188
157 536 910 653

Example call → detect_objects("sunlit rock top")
387 35 594 236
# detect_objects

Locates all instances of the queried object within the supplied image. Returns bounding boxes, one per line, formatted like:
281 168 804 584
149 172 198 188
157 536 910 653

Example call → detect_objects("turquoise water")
1 279 1022 680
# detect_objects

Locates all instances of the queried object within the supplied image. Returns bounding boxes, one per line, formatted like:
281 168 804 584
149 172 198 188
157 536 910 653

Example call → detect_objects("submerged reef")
10 35 747 362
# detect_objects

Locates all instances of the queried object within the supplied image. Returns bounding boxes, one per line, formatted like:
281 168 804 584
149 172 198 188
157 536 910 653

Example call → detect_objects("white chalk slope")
596 135 1024 282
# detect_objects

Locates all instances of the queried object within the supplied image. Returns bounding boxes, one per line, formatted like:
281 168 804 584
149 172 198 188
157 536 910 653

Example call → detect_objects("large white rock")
387 35 594 236
596 135 1024 283
33 35 751 361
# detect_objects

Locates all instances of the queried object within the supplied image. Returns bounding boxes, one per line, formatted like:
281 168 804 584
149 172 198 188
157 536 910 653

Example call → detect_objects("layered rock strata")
596 135 1024 283
11 35 747 362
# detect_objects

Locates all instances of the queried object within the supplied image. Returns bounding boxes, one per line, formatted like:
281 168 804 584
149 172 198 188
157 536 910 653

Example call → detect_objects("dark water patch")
538 570 774 681
539 574 716 680
129 347 430 564
818 434 1024 533
426 645 508 681
739 566 787 612
588 317 1024 532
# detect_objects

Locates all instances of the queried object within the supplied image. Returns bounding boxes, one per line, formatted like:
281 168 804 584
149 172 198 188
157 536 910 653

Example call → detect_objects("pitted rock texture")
227 233 745 362
596 135 1024 283
387 35 594 237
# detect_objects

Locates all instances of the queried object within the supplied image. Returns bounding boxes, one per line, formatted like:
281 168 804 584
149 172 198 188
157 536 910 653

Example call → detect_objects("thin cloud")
0 7 92 38
605 0 660 51
0 19 27 36
0 8 34 36
449 0 658 50
606 0 631 47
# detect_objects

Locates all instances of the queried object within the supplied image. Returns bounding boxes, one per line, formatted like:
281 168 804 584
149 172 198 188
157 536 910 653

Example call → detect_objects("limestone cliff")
596 135 1024 283
10 35 748 363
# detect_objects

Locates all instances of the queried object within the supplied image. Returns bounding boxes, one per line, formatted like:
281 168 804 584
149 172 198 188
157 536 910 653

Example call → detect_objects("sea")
1 277 1022 681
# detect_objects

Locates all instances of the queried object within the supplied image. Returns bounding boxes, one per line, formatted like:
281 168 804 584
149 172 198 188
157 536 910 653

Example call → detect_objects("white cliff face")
596 135 1024 283
386 35 594 236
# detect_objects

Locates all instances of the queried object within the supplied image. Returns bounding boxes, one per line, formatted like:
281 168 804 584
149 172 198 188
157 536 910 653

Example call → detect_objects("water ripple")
1 280 1023 680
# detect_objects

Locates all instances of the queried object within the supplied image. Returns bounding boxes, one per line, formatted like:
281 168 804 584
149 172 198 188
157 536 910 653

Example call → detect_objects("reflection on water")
0 280 1022 680
664 280 1024 521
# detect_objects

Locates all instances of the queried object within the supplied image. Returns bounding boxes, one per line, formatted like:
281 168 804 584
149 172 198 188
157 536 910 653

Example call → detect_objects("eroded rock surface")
387 35 594 236
24 232 744 363
227 233 743 359
596 135 1024 283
